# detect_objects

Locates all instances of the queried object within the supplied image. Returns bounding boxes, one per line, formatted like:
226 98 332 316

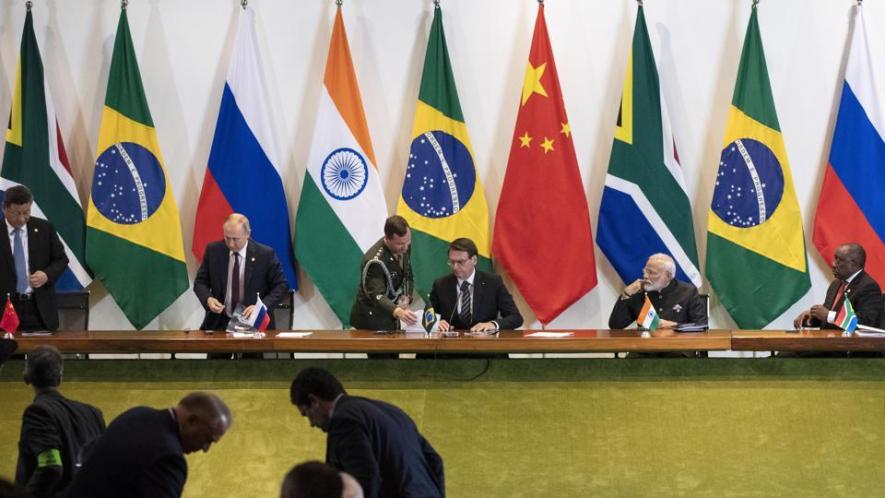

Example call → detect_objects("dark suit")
429 271 522 330
350 238 413 330
193 239 288 330
811 270 882 329
609 279 707 329
65 407 186 498
16 390 105 498
1 217 68 330
327 395 444 498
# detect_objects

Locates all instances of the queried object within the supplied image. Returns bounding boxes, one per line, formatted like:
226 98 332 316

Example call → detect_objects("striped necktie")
459 280 472 326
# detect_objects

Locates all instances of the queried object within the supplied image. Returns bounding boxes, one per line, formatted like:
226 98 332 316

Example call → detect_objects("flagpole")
121 0 127 10
241 0 247 10
25 1 31 11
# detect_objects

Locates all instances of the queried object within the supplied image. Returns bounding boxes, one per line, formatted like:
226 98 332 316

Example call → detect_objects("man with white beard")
608 253 707 329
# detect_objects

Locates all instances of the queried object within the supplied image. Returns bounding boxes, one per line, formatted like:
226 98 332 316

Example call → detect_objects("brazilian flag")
396 4 490 298
86 8 188 329
705 5 810 329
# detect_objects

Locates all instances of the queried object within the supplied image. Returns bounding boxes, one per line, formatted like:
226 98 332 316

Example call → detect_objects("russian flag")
813 6 885 285
193 7 297 289
246 295 271 332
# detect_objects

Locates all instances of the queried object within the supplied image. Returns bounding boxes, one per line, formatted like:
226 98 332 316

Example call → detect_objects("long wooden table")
732 330 885 352
10 329 732 354
8 329 885 354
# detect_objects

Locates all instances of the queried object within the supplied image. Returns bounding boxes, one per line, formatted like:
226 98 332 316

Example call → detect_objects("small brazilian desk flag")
705 4 810 329
86 6 188 329
396 3 491 299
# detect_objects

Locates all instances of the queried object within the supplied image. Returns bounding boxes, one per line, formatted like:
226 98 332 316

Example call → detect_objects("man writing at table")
430 237 522 332
193 213 288 331
1 185 68 331
609 253 706 329
794 243 882 329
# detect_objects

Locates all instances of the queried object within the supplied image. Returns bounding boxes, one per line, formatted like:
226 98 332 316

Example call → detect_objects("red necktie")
832 281 846 310
231 253 241 311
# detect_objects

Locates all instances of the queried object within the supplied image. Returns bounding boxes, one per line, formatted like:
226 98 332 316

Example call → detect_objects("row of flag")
1 3 882 330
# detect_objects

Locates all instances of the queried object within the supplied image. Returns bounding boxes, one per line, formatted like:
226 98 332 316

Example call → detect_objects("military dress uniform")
349 238 413 330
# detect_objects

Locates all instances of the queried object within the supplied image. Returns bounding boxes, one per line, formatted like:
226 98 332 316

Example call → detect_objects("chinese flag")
0 296 20 334
492 3 597 325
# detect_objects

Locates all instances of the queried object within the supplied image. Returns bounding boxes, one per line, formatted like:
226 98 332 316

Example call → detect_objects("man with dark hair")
1 184 69 330
290 368 444 498
349 215 417 330
194 213 288 331
15 346 105 498
430 237 522 332
794 243 882 329
66 392 232 498
280 461 363 498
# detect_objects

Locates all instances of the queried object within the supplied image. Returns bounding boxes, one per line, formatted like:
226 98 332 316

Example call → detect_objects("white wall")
0 0 880 331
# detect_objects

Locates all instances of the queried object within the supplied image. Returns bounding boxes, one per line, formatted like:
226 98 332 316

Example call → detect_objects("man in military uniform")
609 253 707 329
350 215 418 330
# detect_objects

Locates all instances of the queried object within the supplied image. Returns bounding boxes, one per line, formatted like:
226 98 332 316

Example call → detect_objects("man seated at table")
793 243 882 330
430 237 522 333
193 213 288 331
609 253 707 329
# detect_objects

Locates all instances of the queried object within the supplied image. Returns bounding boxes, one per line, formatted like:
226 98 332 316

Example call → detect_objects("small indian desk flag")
835 297 858 333
637 295 660 331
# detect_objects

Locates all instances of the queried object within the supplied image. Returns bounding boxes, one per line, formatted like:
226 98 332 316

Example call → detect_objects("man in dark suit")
794 243 882 329
430 237 522 332
609 253 707 329
1 185 68 331
65 392 231 498
193 213 288 331
16 346 105 498
290 368 444 498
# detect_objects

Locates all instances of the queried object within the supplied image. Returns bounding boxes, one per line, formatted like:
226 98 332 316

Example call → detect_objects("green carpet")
1 358 884 497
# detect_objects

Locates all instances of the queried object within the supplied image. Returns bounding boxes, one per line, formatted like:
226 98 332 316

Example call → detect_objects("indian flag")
638 295 660 331
293 6 386 327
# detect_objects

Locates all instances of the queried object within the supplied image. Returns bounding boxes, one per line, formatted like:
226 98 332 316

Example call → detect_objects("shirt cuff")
827 310 836 324
491 321 499 331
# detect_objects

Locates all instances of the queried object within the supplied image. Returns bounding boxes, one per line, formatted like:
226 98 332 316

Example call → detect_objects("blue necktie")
13 228 28 294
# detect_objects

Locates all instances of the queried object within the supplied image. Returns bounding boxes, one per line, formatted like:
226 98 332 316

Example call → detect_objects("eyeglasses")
447 258 472 268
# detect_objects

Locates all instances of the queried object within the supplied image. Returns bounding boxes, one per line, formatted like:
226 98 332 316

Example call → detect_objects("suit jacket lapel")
471 272 485 317
1 221 14 277
244 241 256 301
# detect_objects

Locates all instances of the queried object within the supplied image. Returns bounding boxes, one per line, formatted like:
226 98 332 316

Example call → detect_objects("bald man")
609 253 707 329
194 213 288 331
65 392 232 498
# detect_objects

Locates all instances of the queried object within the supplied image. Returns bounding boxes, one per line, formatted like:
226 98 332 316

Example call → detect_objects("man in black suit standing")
430 238 522 332
16 346 105 498
193 213 288 331
290 368 444 498
1 185 68 331
794 243 882 329
65 392 231 498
